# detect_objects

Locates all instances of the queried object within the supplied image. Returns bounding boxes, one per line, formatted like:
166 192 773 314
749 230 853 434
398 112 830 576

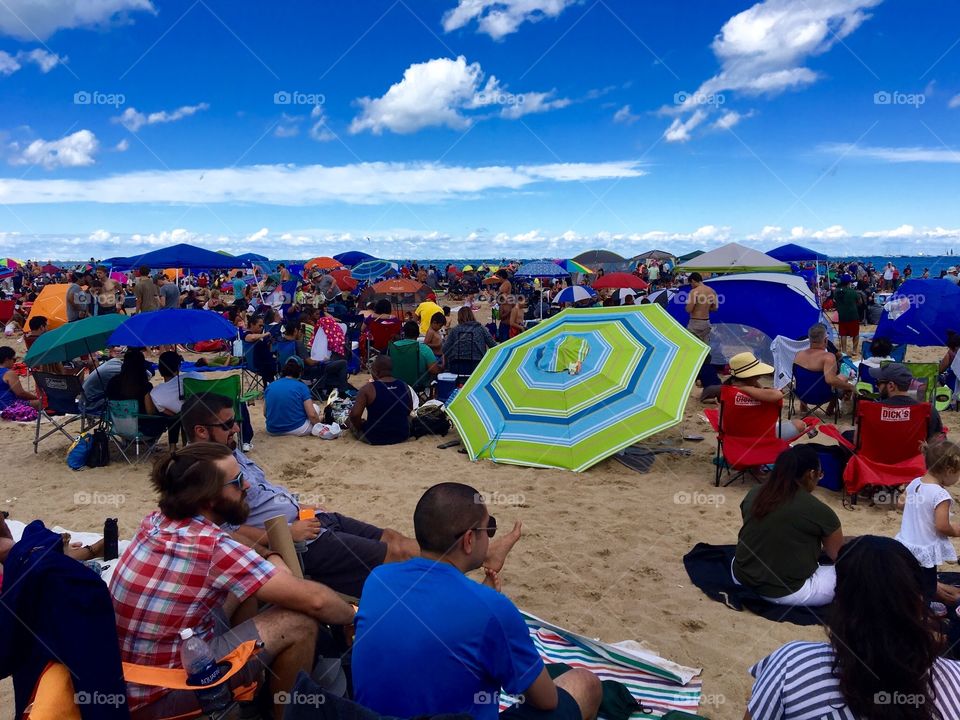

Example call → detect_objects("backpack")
86 429 110 468
66 432 93 470
411 402 450 438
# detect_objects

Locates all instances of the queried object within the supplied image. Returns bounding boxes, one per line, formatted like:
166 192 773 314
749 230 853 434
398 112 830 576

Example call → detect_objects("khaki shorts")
687 318 712 343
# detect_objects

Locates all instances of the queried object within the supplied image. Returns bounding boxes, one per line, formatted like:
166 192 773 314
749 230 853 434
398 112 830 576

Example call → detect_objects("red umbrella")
40 264 61 274
305 256 342 271
329 268 358 291
372 278 425 294
592 272 649 291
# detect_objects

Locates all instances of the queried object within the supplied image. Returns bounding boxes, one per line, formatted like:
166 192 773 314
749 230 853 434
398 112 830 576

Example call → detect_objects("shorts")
838 320 860 338
687 318 711 343
302 512 387 598
500 687 581 720
132 612 267 719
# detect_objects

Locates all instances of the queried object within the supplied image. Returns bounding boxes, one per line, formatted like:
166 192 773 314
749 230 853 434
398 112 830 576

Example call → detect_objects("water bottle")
180 628 232 714
103 518 118 561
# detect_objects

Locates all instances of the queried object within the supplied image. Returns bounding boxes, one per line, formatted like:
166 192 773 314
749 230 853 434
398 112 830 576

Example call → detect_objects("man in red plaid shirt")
110 442 356 720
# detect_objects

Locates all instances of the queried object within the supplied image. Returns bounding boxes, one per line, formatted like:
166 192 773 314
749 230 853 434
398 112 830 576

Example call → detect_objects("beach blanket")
500 612 703 719
7 520 130 585
683 543 830 626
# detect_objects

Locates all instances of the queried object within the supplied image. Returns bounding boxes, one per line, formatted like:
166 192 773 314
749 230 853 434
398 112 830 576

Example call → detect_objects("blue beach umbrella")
554 286 597 304
514 260 568 278
108 309 238 347
334 250 376 267
351 260 399 281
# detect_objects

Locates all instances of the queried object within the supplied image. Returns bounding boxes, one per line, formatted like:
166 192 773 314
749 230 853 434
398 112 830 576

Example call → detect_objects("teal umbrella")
23 314 127 367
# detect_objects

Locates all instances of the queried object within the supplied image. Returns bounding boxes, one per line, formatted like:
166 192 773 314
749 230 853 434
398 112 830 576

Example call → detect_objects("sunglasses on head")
223 471 245 491
456 514 497 539
204 417 238 432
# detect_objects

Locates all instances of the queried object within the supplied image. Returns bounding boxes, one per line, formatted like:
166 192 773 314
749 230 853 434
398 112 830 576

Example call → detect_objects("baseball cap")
873 362 913 387
284 355 304 369
840 273 853 284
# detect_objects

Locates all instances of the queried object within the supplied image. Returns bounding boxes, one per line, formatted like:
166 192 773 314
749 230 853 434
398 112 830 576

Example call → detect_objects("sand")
0 321 951 719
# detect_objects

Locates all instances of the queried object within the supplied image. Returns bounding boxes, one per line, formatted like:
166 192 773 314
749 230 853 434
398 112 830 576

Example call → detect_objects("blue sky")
1 0 959 260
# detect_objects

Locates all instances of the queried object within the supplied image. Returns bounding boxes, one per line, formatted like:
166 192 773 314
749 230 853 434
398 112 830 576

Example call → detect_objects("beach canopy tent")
676 250 704 263
572 249 628 273
24 314 126 367
109 309 238 347
104 243 244 270
447 305 708 472
333 250 376 267
874 279 960 347
631 250 676 262
675 242 789 274
234 252 269 263
665 273 828 364
514 260 568 278
26 284 70 330
766 243 830 263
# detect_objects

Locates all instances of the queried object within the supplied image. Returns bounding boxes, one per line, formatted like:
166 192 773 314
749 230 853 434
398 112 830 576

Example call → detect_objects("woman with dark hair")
441 306 497 375
746 535 960 719
939 330 960 376
733 445 843 607
105 348 169 436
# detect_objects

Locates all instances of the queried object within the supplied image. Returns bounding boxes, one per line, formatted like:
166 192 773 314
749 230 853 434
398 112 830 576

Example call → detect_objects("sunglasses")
223 471 245 491
456 514 497 539
204 417 238 432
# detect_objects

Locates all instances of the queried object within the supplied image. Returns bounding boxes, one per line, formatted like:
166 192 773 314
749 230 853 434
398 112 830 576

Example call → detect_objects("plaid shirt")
109 511 277 710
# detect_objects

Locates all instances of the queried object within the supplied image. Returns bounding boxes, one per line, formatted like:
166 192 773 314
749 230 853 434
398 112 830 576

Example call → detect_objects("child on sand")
896 438 960 602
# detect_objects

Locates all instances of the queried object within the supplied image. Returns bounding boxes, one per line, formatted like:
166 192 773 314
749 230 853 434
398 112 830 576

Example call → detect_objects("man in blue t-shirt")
352 483 601 720
263 357 323 436
232 271 247 300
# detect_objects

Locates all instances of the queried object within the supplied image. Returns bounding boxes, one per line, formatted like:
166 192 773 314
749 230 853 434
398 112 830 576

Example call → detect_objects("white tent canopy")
676 242 789 273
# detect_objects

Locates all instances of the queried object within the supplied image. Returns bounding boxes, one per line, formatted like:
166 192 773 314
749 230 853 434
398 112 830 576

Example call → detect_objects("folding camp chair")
182 374 258 445
364 318 402 365
787 364 840 422
706 385 817 487
388 341 431 394
104 399 168 464
895 361 939 403
274 338 298 372
32 371 99 453
862 341 907 362
820 400 930 504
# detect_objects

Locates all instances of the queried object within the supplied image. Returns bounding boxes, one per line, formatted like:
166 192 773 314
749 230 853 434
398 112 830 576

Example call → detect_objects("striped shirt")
748 641 960 719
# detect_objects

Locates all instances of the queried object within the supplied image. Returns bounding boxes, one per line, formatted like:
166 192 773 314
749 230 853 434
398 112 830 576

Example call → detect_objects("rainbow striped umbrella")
447 305 708 472
558 258 594 274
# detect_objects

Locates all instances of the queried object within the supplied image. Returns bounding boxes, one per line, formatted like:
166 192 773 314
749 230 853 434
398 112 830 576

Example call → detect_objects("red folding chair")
819 400 929 501
361 318 402 365
706 385 817 487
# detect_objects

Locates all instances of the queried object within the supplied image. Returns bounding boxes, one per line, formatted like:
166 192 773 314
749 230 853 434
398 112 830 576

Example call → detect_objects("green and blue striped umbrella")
447 305 708 472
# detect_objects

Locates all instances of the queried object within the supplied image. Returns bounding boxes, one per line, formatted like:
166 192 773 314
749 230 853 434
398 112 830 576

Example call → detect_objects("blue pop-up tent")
874 279 960 346
666 273 829 363
105 243 246 269
767 243 830 263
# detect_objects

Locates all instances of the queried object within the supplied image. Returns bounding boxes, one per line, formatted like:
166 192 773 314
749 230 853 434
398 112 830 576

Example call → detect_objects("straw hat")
728 352 774 379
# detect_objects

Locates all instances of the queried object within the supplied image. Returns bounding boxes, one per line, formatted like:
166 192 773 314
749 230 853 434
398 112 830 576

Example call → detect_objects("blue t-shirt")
263 378 311 434
232 278 246 299
353 558 544 720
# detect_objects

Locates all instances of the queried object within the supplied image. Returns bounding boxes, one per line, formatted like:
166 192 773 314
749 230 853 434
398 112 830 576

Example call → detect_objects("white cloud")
309 105 335 142
8 129 98 169
442 0 577 40
664 109 707 142
114 103 209 132
948 94 960 109
274 114 301 138
820 143 960 164
662 0 880 141
114 138 129 152
349 56 565 134
712 110 752 130
0 48 66 75
0 0 154 40
0 159 646 205
613 105 640 124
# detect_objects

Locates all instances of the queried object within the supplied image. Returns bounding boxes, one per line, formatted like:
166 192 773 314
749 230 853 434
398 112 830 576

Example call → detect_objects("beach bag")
87 429 110 468
66 432 93 470
324 398 354 427
411 403 450 438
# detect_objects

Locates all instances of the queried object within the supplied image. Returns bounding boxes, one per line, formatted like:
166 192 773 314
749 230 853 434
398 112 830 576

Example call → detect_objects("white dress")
896 477 957 568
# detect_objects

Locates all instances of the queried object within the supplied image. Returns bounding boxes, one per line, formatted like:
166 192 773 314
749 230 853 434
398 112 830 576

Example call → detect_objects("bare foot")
484 520 522 573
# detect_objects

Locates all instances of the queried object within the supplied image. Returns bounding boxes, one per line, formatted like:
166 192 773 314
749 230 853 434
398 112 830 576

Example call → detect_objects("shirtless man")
685 272 718 343
95 266 120 315
508 295 526 338
794 324 854 411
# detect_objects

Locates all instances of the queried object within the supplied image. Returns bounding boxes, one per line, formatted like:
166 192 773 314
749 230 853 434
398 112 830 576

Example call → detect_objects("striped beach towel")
501 612 703 718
